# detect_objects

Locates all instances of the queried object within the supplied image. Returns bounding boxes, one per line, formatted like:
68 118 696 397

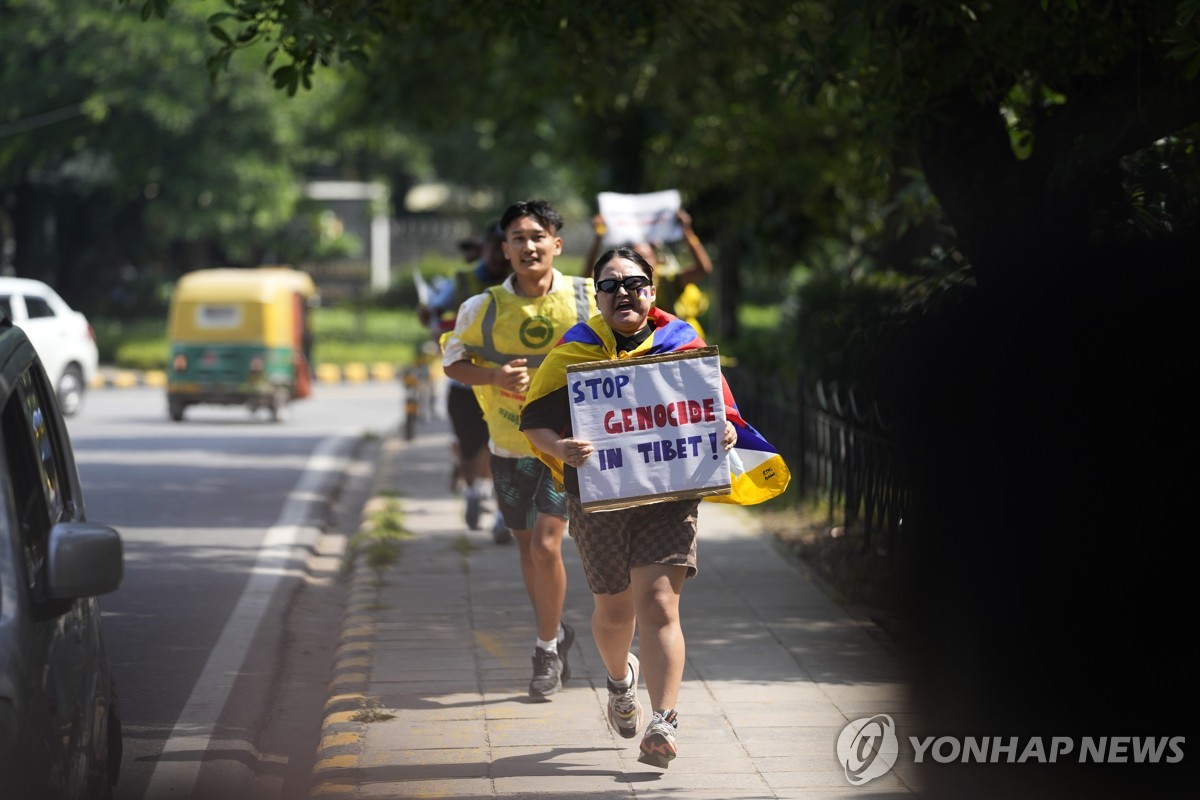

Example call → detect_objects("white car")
0 277 99 416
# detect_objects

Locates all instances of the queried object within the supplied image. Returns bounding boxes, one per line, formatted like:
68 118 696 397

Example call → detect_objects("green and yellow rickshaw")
166 267 317 422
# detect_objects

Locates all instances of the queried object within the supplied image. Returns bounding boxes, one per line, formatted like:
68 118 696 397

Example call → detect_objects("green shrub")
95 306 428 369
92 318 169 370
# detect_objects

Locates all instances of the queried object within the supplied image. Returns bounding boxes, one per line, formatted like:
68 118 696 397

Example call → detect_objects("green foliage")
269 207 365 268
310 306 426 367
1 0 433 301
96 305 426 369
787 269 911 392
19 0 1200 381
718 303 785 371
92 318 168 369
726 252 976 396
350 498 414 574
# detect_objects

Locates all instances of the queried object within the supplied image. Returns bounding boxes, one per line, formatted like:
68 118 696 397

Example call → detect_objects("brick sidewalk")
309 418 921 799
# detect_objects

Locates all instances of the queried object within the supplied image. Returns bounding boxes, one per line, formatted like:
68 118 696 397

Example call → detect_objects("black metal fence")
725 367 909 557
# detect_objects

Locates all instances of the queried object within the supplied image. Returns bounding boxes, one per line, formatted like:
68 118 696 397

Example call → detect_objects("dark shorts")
566 493 699 595
489 455 566 531
447 383 489 460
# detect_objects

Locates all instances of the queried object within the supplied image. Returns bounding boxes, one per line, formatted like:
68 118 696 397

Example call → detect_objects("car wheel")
106 684 123 798
91 681 122 800
57 364 86 416
168 398 186 422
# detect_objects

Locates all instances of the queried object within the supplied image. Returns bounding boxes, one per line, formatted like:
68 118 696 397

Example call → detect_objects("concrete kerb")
307 560 375 798
308 435 408 800
93 363 408 390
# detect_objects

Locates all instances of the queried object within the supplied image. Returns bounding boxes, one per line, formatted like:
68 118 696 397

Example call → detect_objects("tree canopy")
8 0 1200 322
0 0 418 309
124 0 1200 287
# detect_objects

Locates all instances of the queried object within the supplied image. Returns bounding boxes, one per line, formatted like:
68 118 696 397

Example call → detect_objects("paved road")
66 382 401 800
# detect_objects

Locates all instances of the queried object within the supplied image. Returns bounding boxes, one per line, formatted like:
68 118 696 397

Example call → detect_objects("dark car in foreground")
0 318 123 798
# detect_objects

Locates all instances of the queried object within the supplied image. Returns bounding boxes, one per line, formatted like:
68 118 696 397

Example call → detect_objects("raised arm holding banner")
597 190 683 247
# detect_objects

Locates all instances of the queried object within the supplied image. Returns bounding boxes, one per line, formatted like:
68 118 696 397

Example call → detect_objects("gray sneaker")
638 709 678 768
492 513 512 544
465 488 483 530
529 646 563 698
606 653 642 739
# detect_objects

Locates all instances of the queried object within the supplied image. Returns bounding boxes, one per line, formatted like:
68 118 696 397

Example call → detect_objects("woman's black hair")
592 246 655 283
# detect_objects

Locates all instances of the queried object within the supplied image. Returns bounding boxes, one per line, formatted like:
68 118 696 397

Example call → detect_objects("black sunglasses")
595 275 652 294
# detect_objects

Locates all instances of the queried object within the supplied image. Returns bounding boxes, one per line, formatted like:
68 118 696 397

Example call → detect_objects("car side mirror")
46 521 124 599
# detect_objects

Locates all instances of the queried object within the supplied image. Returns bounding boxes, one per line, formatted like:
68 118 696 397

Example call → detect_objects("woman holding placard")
522 246 789 769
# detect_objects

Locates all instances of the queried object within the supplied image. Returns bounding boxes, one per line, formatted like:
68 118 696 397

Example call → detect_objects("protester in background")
457 233 484 264
423 222 511 543
441 199 598 698
522 245 789 768
582 207 714 337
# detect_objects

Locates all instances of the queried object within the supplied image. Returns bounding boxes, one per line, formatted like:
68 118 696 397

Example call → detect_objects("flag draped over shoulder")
523 307 790 505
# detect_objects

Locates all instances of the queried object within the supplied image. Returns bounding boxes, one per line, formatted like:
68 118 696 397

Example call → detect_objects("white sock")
608 665 632 690
472 478 492 498
556 623 566 643
537 637 558 654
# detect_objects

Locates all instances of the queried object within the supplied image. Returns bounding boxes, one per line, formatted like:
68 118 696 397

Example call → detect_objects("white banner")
597 189 683 247
567 347 730 512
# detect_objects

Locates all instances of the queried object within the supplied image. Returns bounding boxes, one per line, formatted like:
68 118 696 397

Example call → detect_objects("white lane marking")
141 435 353 799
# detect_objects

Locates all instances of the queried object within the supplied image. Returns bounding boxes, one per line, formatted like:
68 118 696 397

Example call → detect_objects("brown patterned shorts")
565 493 699 595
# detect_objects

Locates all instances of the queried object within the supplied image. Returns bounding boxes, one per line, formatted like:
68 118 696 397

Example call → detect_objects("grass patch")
346 498 414 577
450 534 477 573
350 696 396 723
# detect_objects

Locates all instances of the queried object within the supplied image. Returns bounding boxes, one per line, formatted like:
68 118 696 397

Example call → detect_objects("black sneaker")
558 622 576 684
529 646 563 698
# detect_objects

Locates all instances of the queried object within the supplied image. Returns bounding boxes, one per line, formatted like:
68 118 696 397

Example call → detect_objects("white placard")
597 190 683 247
568 347 730 512
412 269 432 306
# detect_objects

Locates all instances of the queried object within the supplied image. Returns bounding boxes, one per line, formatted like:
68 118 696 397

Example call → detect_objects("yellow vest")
461 276 597 454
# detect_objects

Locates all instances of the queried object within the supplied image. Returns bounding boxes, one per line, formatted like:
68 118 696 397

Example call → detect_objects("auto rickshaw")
166 266 317 422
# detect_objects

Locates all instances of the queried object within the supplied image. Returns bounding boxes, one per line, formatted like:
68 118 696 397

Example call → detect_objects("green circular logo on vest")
519 316 555 348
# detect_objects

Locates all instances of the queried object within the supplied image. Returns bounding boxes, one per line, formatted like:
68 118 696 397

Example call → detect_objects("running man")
441 199 598 697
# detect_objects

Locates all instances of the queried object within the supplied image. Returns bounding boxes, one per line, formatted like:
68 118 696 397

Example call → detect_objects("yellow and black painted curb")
307 556 377 799
308 436 407 798
91 362 421 390
91 369 169 389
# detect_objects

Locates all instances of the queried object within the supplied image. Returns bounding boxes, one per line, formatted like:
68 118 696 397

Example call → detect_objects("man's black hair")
500 200 563 235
